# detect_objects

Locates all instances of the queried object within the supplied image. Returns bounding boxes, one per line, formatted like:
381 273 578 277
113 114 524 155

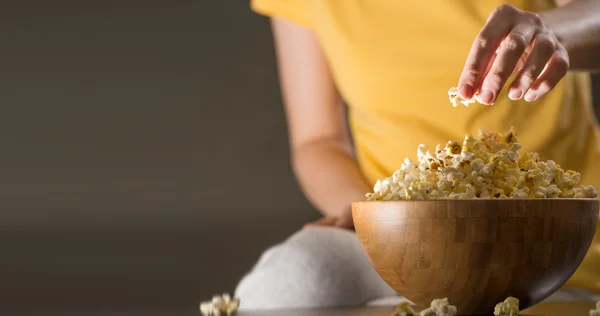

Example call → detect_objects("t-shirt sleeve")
250 0 312 29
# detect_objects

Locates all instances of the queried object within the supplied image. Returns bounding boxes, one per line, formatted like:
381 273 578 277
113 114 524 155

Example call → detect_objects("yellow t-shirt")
252 0 600 293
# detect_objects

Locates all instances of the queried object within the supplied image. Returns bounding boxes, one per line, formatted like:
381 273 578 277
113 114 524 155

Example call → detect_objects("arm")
270 17 370 227
542 0 600 71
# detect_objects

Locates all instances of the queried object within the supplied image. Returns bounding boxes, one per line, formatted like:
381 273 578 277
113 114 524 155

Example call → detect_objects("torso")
305 0 600 189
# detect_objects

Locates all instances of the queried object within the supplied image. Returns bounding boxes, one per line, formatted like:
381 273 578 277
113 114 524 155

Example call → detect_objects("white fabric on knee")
235 227 397 310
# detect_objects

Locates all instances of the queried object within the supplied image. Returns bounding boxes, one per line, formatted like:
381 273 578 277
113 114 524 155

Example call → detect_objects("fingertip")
458 84 474 99
508 88 523 100
524 90 538 102
479 89 495 105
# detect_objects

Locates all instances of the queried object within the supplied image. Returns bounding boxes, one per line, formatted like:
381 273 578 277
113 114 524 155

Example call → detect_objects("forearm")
292 139 371 218
540 0 600 71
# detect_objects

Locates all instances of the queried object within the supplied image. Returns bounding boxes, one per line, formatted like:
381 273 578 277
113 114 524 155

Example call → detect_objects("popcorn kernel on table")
366 127 598 201
199 293 240 316
590 301 600 316
494 297 520 316
391 301 417 316
419 298 457 316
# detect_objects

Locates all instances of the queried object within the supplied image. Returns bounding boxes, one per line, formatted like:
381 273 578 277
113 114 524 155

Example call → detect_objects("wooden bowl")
352 199 599 315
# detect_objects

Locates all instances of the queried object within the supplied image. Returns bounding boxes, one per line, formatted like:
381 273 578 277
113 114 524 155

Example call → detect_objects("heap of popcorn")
366 127 598 201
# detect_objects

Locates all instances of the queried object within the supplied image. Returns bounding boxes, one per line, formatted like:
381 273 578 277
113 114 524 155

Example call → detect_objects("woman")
236 0 600 310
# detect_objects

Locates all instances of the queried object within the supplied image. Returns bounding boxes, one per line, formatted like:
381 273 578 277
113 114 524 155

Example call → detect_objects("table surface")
239 301 597 315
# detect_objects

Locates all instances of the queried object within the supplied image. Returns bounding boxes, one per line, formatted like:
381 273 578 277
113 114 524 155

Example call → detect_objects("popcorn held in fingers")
590 301 600 316
448 87 483 107
366 127 598 201
200 293 240 316
419 298 457 316
392 301 417 316
494 297 520 316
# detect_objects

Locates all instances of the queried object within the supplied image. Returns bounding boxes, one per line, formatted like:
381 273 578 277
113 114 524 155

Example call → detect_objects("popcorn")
366 127 598 200
419 298 457 316
494 297 520 316
448 87 483 107
392 301 417 316
590 301 600 316
200 293 240 316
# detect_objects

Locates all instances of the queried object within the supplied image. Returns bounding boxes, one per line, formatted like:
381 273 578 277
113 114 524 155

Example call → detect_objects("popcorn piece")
448 87 483 107
494 297 520 316
419 298 457 316
366 127 598 201
200 293 240 316
392 301 417 316
590 301 600 316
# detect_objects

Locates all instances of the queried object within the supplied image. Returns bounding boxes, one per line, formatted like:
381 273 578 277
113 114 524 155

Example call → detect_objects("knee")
235 227 394 310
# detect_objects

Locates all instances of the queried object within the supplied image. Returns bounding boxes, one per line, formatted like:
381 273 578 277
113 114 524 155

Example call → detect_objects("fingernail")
524 90 538 102
479 89 494 105
509 88 522 100
459 84 473 99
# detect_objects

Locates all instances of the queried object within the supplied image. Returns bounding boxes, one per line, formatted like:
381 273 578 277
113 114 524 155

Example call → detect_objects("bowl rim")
354 198 599 203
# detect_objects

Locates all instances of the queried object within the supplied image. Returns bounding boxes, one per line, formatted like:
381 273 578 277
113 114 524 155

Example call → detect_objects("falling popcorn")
419 298 457 316
366 127 598 201
200 293 240 316
494 297 520 316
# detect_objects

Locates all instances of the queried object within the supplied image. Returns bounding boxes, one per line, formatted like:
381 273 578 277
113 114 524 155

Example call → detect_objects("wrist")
538 11 565 44
538 0 600 71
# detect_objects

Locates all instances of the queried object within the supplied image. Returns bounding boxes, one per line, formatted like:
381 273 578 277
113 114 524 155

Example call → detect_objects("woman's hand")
303 214 354 230
458 4 569 105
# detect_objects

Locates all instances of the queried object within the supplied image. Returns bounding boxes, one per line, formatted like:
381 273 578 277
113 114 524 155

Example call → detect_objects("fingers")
508 34 559 100
475 50 498 95
523 47 569 102
335 216 355 230
458 5 567 104
458 5 514 100
303 217 337 229
303 216 354 230
511 42 532 77
479 24 536 104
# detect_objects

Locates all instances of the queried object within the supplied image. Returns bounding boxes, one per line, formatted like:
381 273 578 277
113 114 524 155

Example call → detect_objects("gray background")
0 0 318 312
0 0 598 313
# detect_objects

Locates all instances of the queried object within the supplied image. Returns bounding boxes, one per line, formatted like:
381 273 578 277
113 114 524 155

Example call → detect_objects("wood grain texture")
352 199 599 315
